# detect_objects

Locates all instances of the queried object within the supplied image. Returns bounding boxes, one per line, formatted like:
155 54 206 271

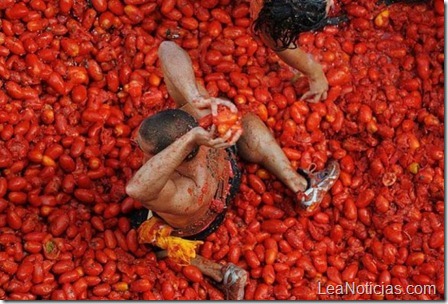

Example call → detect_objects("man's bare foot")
221 263 248 300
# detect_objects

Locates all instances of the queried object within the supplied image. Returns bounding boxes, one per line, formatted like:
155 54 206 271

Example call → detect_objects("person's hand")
250 0 263 19
191 126 238 149
326 0 335 15
301 73 329 103
192 96 238 116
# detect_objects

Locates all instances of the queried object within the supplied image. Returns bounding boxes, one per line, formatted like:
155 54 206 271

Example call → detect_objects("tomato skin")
126 229 138 253
70 137 86 158
342 263 358 282
74 189 95 204
31 283 56 297
49 213 70 236
182 265 203 283
7 209 22 229
247 174 266 194
244 250 261 269
24 241 42 254
228 245 242 264
16 261 34 282
58 269 81 284
429 229 444 248
52 260 75 274
46 72 66 95
59 154 76 172
261 220 288 234
345 4 368 18
161 0 175 14
259 205 284 219
161 281 175 300
356 189 375 208
326 68 351 86
384 223 403 244
254 283 270 300
93 283 111 297
415 54 430 80
306 112 321 132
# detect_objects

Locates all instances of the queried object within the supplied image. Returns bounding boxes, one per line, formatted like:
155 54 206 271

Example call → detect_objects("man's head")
136 109 199 159
253 0 328 51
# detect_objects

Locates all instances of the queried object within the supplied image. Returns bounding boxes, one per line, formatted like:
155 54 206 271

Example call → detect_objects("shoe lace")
223 265 238 286
303 163 318 186
306 163 318 174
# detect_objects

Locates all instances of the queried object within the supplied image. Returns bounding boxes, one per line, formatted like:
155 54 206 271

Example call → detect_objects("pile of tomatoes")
0 0 444 300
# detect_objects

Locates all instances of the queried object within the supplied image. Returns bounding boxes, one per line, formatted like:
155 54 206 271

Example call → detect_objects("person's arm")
126 129 198 203
261 33 328 103
126 126 234 204
276 47 329 103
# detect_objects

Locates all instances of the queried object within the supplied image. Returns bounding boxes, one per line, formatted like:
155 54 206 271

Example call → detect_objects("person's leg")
190 254 225 281
236 113 340 210
156 250 247 300
158 40 200 106
236 113 308 193
158 41 210 119
192 255 247 300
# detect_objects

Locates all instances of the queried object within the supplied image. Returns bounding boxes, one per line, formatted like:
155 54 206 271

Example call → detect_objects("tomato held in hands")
198 105 243 142
213 105 242 136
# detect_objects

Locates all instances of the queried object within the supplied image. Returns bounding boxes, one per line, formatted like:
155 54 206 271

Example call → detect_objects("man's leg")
192 255 247 300
158 41 210 119
236 113 340 210
237 113 308 193
156 251 247 300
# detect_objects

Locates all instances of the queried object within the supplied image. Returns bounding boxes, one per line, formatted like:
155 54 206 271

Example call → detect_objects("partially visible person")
251 0 347 103
125 41 341 300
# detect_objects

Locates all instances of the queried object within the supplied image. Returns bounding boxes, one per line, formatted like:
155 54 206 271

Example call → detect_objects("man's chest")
174 148 228 178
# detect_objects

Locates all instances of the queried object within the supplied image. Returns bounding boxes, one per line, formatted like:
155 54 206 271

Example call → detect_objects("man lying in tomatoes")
125 41 340 300
251 0 347 103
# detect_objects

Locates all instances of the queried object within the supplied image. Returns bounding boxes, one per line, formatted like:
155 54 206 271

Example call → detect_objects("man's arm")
158 41 202 104
126 130 198 204
126 126 234 205
158 41 237 115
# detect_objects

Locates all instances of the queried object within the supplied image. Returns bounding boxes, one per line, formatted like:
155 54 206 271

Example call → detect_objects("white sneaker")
298 160 340 212
221 263 248 300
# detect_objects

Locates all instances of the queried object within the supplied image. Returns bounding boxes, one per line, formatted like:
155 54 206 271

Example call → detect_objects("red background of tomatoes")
0 0 444 300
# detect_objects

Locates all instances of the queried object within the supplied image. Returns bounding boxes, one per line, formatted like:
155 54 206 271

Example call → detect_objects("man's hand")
191 126 241 149
192 96 238 116
301 73 329 103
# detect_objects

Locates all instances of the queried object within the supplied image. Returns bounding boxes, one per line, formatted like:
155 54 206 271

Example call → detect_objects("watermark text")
317 281 436 296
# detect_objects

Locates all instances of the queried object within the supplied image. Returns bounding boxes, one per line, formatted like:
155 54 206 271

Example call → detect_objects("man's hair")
253 0 328 51
139 109 199 158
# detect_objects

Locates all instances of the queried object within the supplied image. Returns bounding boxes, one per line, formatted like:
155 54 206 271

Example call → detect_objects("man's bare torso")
154 147 231 230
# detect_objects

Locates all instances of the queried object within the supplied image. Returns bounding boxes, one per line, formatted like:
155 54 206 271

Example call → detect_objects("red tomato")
182 265 203 283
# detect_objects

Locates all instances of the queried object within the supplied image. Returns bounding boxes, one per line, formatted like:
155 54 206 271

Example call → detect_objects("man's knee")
236 132 264 163
242 112 261 125
158 41 183 64
158 41 177 56
241 112 269 140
